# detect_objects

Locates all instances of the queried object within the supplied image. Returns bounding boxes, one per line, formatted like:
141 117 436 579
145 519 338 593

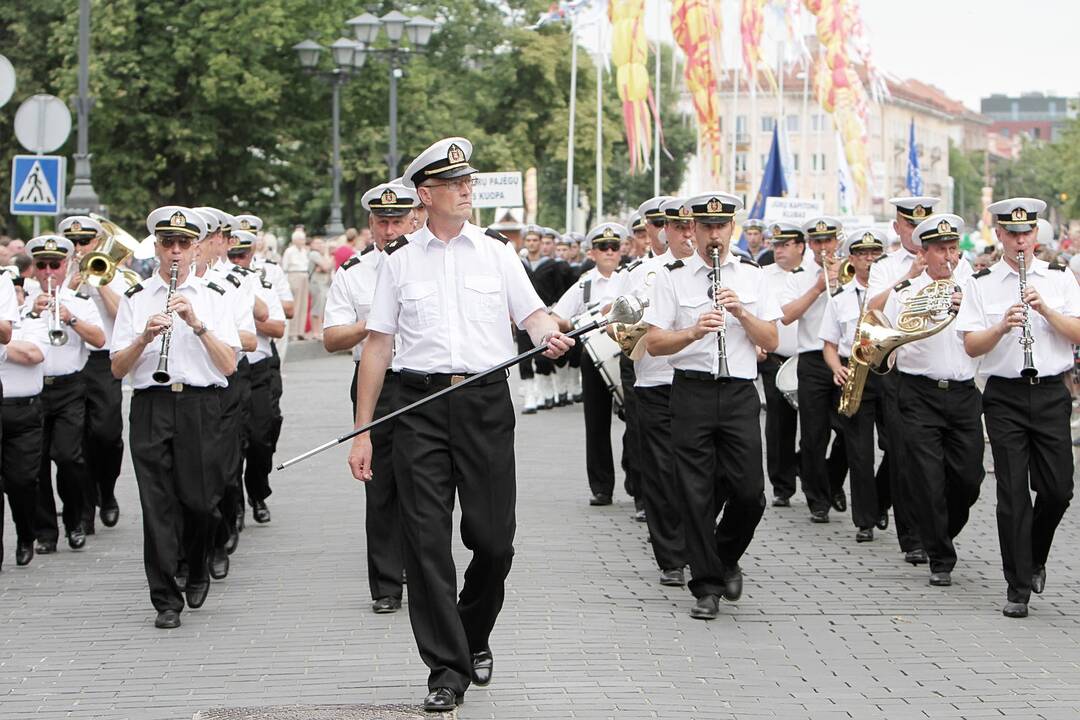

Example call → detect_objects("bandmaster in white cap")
987 197 1046 232
362 182 420 217
147 206 208 241
401 136 478 189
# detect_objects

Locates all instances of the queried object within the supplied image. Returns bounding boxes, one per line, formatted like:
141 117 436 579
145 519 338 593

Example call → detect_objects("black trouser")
213 360 249 549
636 384 686 571
392 372 516 695
898 373 984 573
581 352 615 497
983 374 1073 604
82 351 124 521
350 364 404 602
1 396 41 563
130 386 224 612
515 329 534 380
619 356 641 501
35 374 90 543
837 367 884 530
244 358 279 503
880 371 923 552
268 341 284 451
796 351 841 514
671 373 766 599
759 353 797 500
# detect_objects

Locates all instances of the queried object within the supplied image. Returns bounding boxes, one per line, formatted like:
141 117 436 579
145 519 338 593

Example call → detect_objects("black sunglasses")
649 219 666 228
35 260 62 270
72 237 95 246
593 241 621 252
160 236 193 249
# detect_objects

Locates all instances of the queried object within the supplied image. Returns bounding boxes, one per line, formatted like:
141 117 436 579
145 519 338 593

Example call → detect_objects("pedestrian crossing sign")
10 154 65 215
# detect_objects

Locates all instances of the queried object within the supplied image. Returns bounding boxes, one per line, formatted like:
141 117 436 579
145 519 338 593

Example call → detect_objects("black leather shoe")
251 499 271 524
15 541 33 566
225 526 239 555
1002 601 1028 618
855 527 874 543
471 648 493 686
589 493 612 506
371 596 401 614
185 581 209 609
904 549 928 565
929 571 952 587
659 568 685 586
810 509 830 523
721 566 743 601
423 687 462 712
876 513 889 530
154 609 181 629
772 495 791 507
35 540 57 554
1032 565 1046 594
67 526 86 550
210 547 229 580
831 492 847 513
690 594 720 620
100 498 119 528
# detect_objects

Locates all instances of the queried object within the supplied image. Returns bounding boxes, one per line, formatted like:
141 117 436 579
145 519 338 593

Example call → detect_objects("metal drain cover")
194 705 455 720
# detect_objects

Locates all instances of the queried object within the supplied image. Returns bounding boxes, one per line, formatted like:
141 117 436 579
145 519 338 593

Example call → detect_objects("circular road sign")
14 93 72 153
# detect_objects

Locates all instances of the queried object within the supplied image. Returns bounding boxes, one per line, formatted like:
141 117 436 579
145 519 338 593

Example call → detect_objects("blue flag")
906 118 923 196
742 126 788 250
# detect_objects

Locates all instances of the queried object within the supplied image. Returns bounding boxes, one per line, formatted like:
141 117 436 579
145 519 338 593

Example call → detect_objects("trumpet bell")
839 259 856 285
48 328 69 346
607 295 648 326
611 321 649 361
82 214 141 287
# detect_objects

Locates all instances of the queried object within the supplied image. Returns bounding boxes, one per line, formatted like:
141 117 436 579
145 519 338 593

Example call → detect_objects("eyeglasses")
593 241 621 252
35 260 62 270
72 237 95 246
649 219 666 228
160 236 193 249
427 177 474 191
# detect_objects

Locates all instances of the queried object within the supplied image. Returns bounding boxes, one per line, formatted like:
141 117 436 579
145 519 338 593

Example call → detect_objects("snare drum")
776 355 799 410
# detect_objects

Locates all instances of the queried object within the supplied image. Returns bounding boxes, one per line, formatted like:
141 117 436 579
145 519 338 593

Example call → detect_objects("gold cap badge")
816 220 828 233
240 219 250 231
937 219 953 234
912 205 927 219
170 211 187 227
381 189 398 205
1011 207 1028 222
862 232 875 244
70 221 82 233
602 227 615 239
678 205 692 217
44 238 58 251
706 197 721 213
772 225 783 236
447 143 465 164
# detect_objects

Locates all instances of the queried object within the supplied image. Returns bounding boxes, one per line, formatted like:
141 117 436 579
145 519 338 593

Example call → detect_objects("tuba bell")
79 214 142 288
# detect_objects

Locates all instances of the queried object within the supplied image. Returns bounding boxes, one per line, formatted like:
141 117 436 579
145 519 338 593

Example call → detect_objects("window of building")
792 153 799 171
736 115 747 134
787 115 799 132
811 113 827 132
760 154 768 170
735 153 747 172
819 153 826 173
761 116 775 132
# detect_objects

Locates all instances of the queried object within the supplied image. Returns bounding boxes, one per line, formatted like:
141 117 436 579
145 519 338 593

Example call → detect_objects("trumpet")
1017 251 1038 380
152 262 180 384
46 277 69 346
820 250 841 297
708 247 731 378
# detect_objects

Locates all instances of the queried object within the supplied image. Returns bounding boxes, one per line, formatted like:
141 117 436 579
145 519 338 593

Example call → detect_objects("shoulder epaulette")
340 255 362 271
893 279 911 292
664 259 684 271
874 254 889 263
75 290 91 300
384 236 408 255
739 256 760 268
485 228 510 244
124 283 144 298
264 259 277 265
621 258 643 274
206 282 226 295
225 273 241 288
972 268 991 279
360 244 374 256
261 280 273 290
232 265 253 275
792 266 805 274
1049 261 1067 272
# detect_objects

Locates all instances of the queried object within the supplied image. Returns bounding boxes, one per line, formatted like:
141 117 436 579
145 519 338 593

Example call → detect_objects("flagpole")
750 68 758 197
800 47 810 197
595 32 603 220
565 16 578 232
729 66 740 190
653 40 661 196
814 44 824 200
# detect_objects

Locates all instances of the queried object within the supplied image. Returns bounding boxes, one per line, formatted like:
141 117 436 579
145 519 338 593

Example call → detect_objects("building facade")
981 92 1077 143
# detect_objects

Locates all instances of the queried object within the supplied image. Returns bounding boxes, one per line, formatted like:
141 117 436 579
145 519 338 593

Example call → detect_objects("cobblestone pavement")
3 351 1080 720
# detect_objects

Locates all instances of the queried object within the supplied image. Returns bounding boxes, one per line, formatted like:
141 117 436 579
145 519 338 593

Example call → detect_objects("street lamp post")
66 0 100 215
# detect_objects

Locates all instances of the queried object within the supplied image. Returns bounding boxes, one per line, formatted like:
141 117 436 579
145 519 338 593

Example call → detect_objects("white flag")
835 132 855 215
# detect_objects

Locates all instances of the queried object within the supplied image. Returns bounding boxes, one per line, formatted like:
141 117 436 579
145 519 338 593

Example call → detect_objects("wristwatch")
67 316 78 327
193 322 208 337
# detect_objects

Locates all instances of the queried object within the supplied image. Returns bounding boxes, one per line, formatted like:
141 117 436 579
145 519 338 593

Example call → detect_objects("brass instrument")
838 258 856 285
1017 251 1038 380
709 247 731 378
820 250 841 297
611 270 655 361
152 262 181 384
837 286 869 417
46 277 69 346
79 214 142 289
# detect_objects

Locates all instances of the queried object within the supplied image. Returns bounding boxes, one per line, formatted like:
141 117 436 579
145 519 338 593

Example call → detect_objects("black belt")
899 372 976 391
352 364 399 382
89 349 110 358
988 373 1063 386
673 369 751 384
134 383 220 395
1 396 37 406
398 369 508 391
43 373 81 387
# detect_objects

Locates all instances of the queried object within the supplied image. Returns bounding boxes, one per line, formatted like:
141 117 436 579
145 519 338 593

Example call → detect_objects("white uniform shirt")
868 246 973 298
0 317 49 397
111 272 241 389
882 271 975 381
205 264 257 360
85 273 129 348
781 258 829 353
552 266 618 321
608 251 674 387
762 263 799 357
0 274 20 351
955 258 1080 379
323 247 385 361
819 278 869 359
253 258 294 306
367 222 544 373
247 280 285 363
644 250 782 380
24 286 104 376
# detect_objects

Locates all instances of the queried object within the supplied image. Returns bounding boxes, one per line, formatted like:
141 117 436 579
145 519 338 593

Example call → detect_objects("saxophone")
837 288 869 417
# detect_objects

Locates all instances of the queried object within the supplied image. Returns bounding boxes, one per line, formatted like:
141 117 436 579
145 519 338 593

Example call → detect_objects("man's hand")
347 434 374 482
140 313 171 345
831 363 850 387
1000 302 1027 331
692 310 726 340
58 304 73 324
168 294 200 328
1023 286 1048 316
541 331 575 359
905 253 928 280
949 290 963 316
32 293 51 316
715 288 743 319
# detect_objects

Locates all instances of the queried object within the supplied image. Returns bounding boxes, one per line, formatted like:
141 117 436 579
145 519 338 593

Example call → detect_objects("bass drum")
572 308 624 413
776 355 799 410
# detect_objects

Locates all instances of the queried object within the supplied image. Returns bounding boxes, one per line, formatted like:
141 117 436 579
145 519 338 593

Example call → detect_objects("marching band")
0 133 1077 712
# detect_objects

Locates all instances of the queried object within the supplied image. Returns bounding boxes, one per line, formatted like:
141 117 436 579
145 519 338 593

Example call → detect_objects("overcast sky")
575 0 1079 111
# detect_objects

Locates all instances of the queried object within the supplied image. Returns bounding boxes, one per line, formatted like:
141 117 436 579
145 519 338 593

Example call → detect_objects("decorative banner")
671 0 724 180
610 0 653 174
764 196 824 223
740 0 776 91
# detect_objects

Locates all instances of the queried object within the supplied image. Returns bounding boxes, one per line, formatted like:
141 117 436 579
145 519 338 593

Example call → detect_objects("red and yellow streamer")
610 0 654 174
671 0 724 180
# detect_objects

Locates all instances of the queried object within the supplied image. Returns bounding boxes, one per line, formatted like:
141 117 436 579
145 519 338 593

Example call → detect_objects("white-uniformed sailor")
608 196 692 586
819 227 888 542
866 196 942 308
24 234 106 555
956 197 1080 619
58 213 128 532
240 214 295 319
323 179 418 615
644 191 779 621
346 136 572 712
110 205 241 630
551 222 627 507
636 195 673 257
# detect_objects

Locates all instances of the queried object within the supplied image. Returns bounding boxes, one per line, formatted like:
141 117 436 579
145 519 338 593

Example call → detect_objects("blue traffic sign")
10 154 65 215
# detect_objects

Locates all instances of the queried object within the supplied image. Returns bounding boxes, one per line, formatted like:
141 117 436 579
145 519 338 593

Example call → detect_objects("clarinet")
709 247 731 378
152 261 180 384
1017 251 1038 380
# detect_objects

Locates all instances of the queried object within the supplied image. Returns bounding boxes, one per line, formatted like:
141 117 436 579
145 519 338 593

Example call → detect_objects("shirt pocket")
462 274 503 323
676 295 711 330
400 281 440 329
